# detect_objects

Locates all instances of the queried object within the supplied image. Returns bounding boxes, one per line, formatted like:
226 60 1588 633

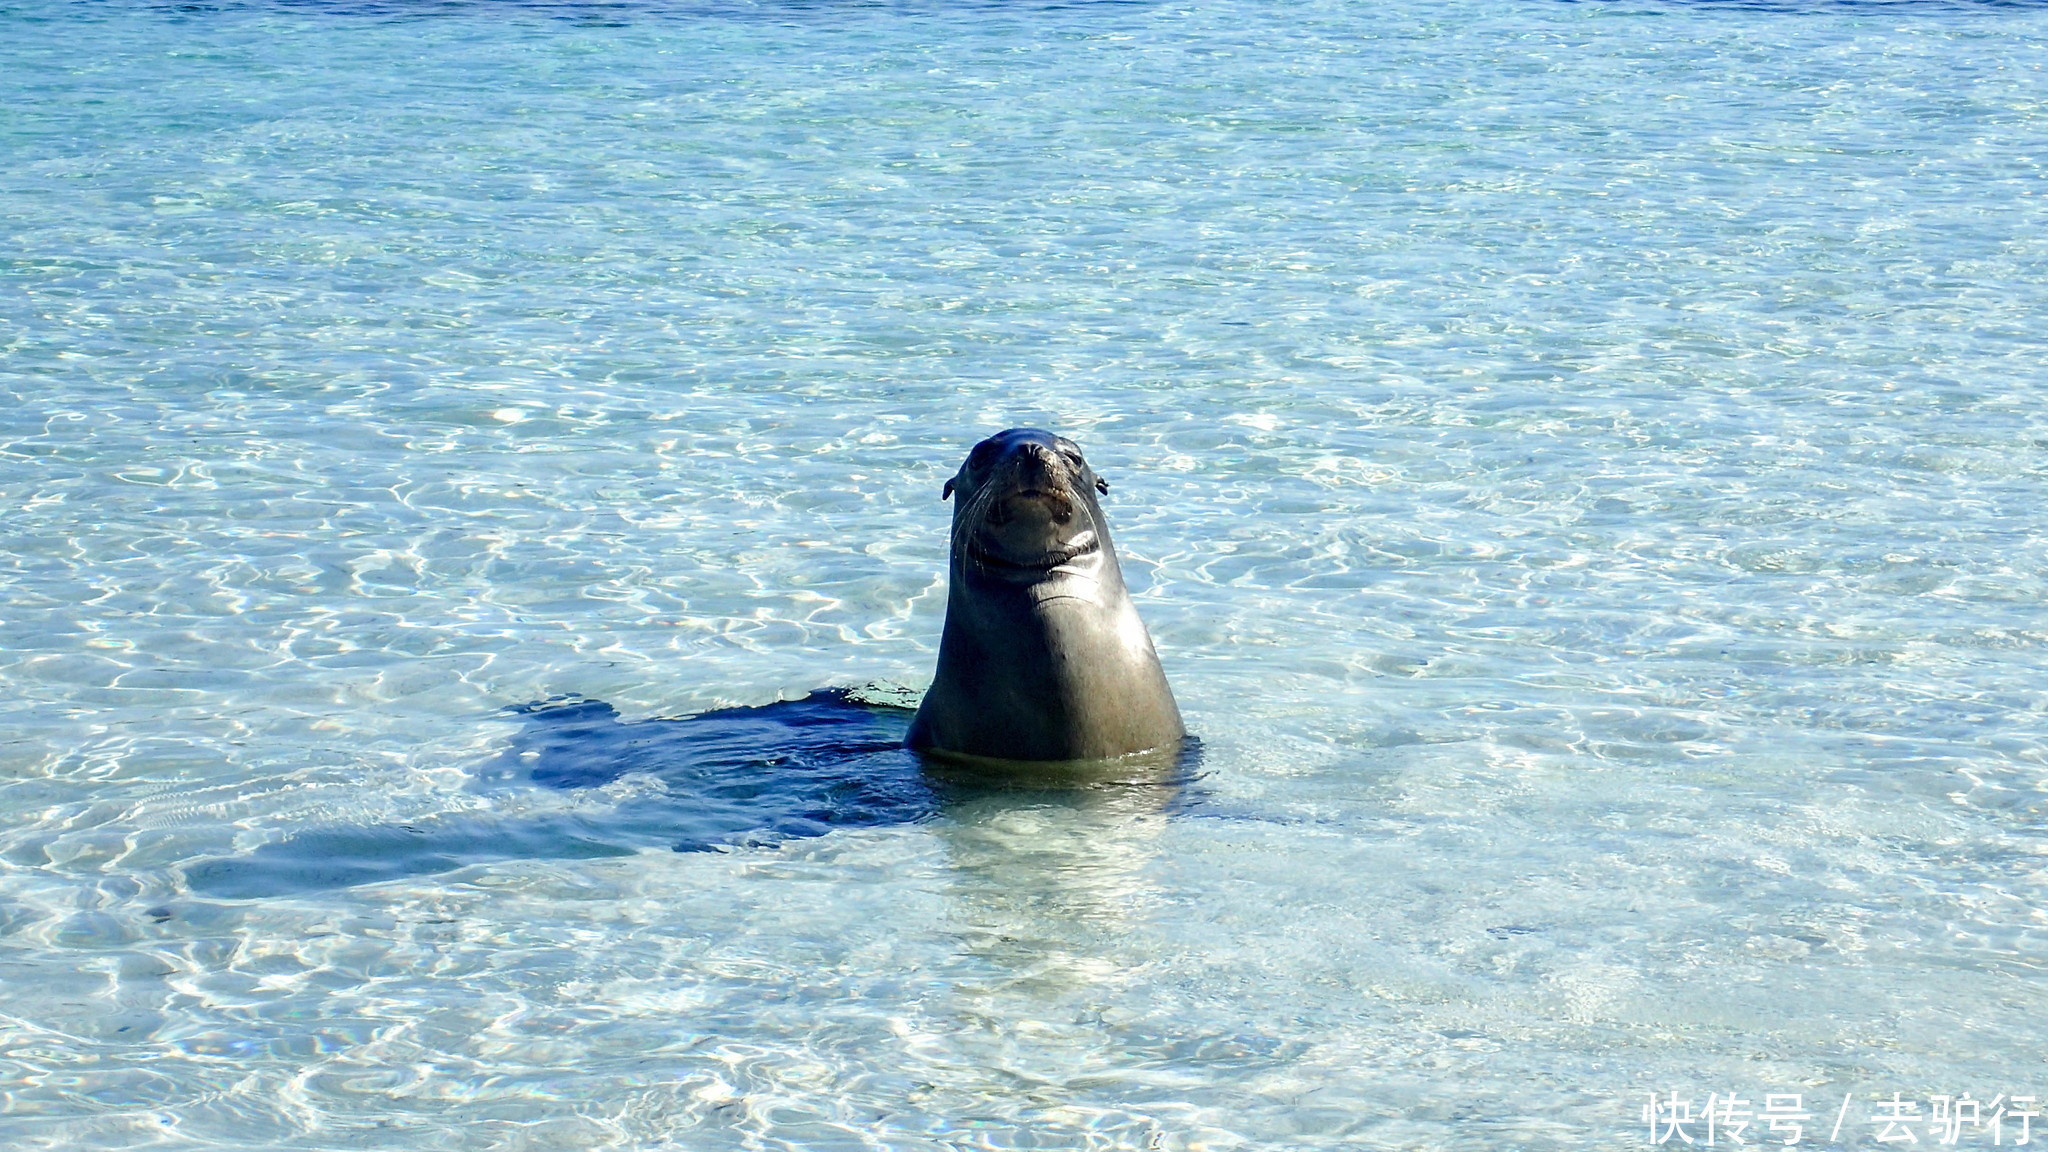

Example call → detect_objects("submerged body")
908 429 1184 762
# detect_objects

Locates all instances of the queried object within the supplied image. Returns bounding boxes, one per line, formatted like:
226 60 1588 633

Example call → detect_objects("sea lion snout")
993 441 1080 510
991 489 1074 528
993 455 1077 527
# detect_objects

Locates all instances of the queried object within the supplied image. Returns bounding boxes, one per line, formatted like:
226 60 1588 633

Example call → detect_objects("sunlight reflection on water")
3 0 2046 1146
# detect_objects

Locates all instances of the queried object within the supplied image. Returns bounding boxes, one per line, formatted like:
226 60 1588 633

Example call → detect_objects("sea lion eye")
967 440 999 469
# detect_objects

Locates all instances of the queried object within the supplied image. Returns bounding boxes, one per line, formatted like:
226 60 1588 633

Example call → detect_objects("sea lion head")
942 428 1113 585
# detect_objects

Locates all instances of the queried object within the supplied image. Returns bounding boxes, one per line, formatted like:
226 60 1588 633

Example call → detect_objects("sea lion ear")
942 477 957 501
1095 476 1110 495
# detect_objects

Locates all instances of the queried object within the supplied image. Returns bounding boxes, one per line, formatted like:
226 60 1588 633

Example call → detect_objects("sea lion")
907 428 1185 762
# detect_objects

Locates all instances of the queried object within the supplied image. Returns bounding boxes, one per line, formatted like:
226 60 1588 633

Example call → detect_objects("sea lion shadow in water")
182 688 1203 899
474 687 941 848
487 686 1206 845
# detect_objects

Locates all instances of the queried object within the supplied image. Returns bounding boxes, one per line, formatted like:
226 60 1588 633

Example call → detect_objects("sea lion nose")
1018 442 1058 480
1019 443 1076 495
992 449 1074 528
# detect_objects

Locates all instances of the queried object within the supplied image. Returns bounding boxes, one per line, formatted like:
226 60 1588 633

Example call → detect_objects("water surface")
3 0 2046 1147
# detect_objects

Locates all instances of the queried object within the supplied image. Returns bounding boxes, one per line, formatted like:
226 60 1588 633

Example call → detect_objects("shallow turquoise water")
5 0 2048 1147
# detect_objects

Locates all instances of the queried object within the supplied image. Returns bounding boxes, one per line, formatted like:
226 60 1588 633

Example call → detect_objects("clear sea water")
5 0 2047 1147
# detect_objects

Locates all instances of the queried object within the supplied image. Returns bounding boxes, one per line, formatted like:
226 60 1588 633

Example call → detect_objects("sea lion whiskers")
949 471 1007 576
